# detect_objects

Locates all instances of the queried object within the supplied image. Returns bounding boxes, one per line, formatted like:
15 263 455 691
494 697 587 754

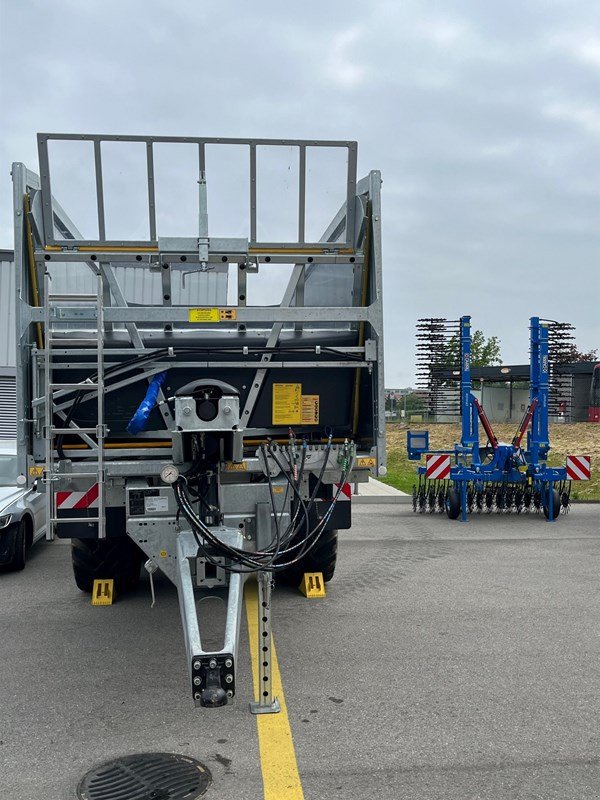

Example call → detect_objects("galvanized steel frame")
14 144 386 483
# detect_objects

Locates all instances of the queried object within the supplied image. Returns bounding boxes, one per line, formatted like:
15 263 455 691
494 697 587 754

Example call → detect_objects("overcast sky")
1 0 598 386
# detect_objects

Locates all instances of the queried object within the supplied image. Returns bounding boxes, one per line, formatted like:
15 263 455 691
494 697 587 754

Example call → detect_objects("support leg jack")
250 571 281 715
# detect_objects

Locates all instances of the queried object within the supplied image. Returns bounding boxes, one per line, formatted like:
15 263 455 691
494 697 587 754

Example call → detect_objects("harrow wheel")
543 488 562 521
446 488 461 520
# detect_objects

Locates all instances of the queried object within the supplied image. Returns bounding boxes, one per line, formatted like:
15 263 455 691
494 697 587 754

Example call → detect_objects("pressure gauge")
160 464 180 484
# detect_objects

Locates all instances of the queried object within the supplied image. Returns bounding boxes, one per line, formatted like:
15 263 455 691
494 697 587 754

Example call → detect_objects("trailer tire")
279 529 338 585
446 488 461 520
71 538 143 594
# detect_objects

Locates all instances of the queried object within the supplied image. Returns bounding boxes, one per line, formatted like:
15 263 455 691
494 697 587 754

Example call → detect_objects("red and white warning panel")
56 484 99 509
426 454 451 480
566 456 591 481
335 482 352 499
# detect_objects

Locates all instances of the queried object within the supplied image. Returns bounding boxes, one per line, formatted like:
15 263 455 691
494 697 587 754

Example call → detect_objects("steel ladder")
43 272 106 540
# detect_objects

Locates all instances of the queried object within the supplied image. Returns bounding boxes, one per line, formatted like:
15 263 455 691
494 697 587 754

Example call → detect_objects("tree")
556 345 598 364
443 330 503 368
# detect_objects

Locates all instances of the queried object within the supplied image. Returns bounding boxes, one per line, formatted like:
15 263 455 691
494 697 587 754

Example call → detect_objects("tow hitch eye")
191 655 234 708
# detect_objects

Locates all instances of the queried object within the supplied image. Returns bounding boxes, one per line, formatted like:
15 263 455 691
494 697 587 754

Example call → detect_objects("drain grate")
77 752 212 800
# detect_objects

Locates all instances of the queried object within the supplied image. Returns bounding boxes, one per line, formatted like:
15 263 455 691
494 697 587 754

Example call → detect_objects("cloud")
324 27 369 89
543 101 600 136
550 31 600 69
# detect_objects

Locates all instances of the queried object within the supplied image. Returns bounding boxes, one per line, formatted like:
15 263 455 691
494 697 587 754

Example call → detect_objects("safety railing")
37 134 358 251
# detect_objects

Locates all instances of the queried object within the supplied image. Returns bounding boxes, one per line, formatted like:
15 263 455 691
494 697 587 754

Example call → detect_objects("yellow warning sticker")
188 307 237 322
356 456 376 468
272 383 302 426
301 395 320 425
223 461 247 472
159 549 168 558
188 307 220 323
29 465 44 477
273 486 284 494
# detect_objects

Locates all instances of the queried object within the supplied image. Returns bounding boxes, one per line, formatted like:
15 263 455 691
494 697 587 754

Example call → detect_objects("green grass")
381 422 600 501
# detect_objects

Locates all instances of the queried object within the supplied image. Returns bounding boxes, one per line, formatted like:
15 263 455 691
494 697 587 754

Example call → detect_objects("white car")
0 440 46 570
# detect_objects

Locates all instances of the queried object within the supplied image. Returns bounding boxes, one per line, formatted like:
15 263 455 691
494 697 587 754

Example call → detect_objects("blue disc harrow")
407 317 579 522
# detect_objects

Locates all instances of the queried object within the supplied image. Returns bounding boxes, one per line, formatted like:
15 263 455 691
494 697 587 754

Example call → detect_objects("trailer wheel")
542 489 562 521
279 529 338 585
446 488 461 520
71 538 143 594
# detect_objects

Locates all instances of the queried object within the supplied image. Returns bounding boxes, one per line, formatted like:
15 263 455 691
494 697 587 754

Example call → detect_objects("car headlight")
0 515 12 529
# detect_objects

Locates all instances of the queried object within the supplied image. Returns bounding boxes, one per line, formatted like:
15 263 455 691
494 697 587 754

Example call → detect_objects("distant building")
430 363 597 424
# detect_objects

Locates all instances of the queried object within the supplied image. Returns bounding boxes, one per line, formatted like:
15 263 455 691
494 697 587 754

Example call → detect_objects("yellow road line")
245 581 305 800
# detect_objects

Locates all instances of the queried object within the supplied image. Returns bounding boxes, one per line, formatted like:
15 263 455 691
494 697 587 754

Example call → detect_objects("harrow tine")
506 485 514 514
495 487 505 513
467 485 474 513
514 487 523 514
437 484 446 513
428 481 436 513
561 480 571 514
418 482 426 513
485 486 494 514
475 489 483 514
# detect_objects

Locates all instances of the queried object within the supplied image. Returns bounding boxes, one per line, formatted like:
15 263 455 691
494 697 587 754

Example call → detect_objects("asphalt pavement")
1 504 599 800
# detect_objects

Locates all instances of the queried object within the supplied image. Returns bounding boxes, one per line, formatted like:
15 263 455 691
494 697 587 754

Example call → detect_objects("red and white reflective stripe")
335 482 352 500
56 483 100 509
566 455 591 481
426 454 451 480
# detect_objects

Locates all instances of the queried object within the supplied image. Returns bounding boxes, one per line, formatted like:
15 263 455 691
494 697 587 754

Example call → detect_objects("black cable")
171 441 353 574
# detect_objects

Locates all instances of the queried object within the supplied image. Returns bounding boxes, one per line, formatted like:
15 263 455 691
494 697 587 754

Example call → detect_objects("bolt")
223 405 231 415
194 692 201 701
225 658 233 668
182 406 192 416
225 674 233 684
193 676 202 686
227 690 234 698
209 658 217 669
193 660 201 671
